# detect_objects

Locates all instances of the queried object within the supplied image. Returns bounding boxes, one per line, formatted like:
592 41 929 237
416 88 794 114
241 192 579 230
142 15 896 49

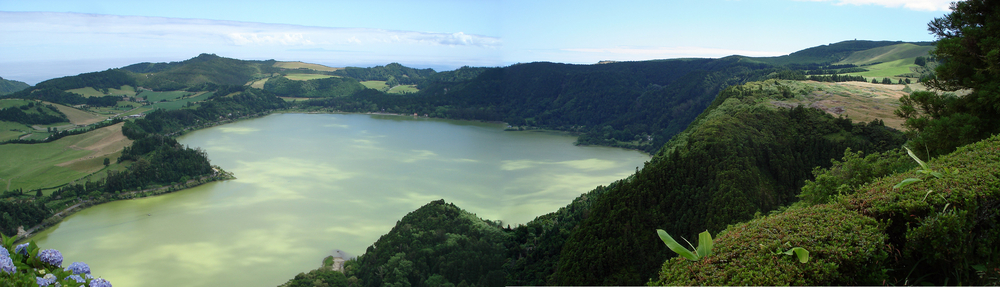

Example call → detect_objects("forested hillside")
0 77 29 95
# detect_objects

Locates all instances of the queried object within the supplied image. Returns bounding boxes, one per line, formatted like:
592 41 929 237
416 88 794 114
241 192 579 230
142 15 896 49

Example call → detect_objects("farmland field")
769 80 909 129
0 122 132 193
284 73 337 81
0 121 30 141
845 58 920 81
249 78 269 89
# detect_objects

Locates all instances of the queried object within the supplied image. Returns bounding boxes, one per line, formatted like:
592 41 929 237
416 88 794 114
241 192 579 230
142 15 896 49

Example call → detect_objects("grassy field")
388 85 419 94
360 81 388 90
273 61 341 72
0 122 132 193
284 73 338 81
66 87 106 97
149 92 214 110
0 99 34 109
249 78 269 89
140 90 194 102
771 80 910 129
0 121 30 142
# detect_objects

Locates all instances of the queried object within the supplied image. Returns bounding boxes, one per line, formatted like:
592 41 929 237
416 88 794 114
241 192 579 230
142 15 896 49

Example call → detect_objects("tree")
895 0 1000 157
914 56 926 66
103 157 110 166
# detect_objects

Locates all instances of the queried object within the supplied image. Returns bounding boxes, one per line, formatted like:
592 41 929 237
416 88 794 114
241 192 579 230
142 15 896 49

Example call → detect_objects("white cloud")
800 0 952 11
563 46 787 60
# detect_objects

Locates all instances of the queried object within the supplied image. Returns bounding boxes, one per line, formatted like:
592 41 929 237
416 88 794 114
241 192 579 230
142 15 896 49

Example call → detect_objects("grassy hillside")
768 80 913 129
750 40 931 66
124 53 279 90
836 43 933 66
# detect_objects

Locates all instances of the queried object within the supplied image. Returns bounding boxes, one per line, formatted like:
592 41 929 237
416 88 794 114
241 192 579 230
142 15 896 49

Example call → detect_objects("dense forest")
332 63 437 85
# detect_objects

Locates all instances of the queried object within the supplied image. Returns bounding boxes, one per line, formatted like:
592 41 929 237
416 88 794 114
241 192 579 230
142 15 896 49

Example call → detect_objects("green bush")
651 205 888 285
839 134 1000 285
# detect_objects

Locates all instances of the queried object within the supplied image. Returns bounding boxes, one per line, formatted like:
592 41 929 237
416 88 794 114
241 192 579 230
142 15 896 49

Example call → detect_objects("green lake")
28 113 649 287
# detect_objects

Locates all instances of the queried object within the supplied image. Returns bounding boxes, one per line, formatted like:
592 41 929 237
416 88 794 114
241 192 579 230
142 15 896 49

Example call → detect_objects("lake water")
28 113 649 287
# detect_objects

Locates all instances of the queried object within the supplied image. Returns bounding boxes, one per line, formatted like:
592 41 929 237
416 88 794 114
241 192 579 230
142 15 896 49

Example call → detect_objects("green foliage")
128 54 278 90
552 80 905 285
895 0 1000 157
0 102 68 125
264 76 365 98
0 200 50 237
353 200 508 287
656 230 712 261
278 268 349 287
651 205 888 286
332 63 436 85
839 134 1000 285
799 148 915 205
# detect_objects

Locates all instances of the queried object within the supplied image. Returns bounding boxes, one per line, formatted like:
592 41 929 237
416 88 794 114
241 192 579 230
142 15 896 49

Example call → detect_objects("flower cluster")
1 234 113 287
64 262 91 275
1 254 16 274
38 249 63 267
90 278 113 287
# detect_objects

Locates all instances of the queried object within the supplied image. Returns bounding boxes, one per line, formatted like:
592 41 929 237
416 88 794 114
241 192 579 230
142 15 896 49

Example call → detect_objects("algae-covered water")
29 113 648 287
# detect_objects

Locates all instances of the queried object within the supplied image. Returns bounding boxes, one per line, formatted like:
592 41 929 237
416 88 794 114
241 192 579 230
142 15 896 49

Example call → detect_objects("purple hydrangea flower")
15 243 29 255
37 249 63 266
64 261 91 274
1 246 9 257
90 277 112 287
0 255 16 274
36 273 57 286
66 274 86 283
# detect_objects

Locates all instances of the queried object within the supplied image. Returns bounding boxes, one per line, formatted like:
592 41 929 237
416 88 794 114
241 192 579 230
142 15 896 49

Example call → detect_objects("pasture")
249 78 269 89
0 121 30 142
284 73 338 81
845 58 920 81
0 122 132 193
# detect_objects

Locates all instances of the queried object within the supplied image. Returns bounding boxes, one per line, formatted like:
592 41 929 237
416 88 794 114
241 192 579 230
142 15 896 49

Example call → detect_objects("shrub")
652 205 888 285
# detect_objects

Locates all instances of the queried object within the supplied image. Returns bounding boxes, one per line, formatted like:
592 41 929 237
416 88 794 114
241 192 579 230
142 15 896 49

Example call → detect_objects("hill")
124 53 279 90
0 77 30 95
750 40 932 66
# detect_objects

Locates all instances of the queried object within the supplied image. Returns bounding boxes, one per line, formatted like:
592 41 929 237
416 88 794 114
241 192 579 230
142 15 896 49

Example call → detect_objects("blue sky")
1 0 952 84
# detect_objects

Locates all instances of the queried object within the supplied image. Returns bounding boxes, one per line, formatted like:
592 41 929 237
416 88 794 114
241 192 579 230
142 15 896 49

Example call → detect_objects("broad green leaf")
904 146 927 170
783 247 810 263
696 230 713 258
657 229 700 261
894 178 922 189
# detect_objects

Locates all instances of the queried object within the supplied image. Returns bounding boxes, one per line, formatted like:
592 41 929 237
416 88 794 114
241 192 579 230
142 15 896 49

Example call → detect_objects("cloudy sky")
1 0 952 84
